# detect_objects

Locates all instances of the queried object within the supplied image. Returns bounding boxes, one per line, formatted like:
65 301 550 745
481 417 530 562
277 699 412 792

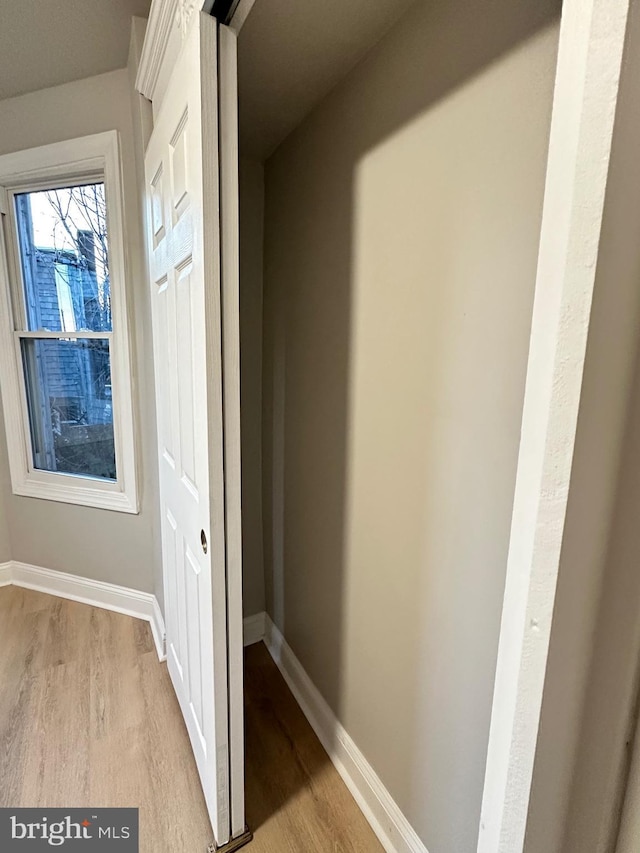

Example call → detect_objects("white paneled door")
144 11 241 848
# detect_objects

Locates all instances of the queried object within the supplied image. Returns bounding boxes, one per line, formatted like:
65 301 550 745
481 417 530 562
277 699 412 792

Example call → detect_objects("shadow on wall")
258 0 561 850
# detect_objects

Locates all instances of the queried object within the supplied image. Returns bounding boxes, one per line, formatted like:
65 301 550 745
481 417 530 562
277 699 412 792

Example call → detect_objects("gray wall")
240 158 266 617
0 69 160 592
0 60 268 618
261 1 560 850
0 396 11 563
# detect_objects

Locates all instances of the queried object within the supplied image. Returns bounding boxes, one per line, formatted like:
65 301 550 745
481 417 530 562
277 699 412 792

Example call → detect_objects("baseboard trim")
1 578 423 850
150 595 167 660
243 611 265 647
263 615 428 853
3 561 166 662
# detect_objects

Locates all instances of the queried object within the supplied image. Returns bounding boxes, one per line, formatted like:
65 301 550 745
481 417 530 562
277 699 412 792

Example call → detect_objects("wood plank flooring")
0 586 382 852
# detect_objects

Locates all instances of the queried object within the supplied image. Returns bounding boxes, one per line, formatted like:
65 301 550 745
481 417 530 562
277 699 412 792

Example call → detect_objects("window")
0 132 138 512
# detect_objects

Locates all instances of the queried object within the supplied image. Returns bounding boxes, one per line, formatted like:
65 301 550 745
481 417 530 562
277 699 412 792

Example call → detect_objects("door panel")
144 12 232 847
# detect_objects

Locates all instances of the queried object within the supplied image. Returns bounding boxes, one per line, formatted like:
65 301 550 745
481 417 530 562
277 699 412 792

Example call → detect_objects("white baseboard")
243 611 266 646
263 614 428 853
2 561 166 662
150 595 167 661
2 577 423 851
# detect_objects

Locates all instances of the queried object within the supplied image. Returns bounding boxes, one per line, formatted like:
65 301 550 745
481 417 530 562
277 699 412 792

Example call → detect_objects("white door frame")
477 1 638 851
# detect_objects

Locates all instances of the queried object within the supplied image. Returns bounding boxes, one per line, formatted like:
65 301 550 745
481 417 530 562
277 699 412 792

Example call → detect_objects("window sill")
12 474 139 514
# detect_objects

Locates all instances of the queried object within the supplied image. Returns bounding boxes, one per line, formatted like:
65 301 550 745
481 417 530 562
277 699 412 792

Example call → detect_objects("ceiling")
0 0 151 102
0 0 415 157
238 0 416 161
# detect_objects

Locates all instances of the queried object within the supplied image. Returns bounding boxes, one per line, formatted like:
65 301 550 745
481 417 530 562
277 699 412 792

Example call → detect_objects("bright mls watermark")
0 809 138 850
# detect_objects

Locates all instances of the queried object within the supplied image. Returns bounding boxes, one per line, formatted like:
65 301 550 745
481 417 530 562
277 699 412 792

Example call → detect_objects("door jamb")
477 1 633 851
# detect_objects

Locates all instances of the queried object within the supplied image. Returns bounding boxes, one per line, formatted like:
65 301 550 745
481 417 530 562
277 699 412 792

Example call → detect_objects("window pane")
14 184 112 332
21 338 116 481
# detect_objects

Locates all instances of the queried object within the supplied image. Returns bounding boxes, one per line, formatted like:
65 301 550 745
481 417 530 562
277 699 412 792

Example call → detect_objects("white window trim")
0 131 139 513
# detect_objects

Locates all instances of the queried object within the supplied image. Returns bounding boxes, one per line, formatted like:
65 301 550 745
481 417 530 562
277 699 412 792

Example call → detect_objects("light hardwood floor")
0 586 382 852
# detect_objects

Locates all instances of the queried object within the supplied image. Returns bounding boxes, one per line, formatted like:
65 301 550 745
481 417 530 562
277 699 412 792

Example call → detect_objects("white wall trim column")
477 1 632 851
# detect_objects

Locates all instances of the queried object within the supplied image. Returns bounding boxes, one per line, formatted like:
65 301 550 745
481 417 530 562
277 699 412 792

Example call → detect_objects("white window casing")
0 131 139 513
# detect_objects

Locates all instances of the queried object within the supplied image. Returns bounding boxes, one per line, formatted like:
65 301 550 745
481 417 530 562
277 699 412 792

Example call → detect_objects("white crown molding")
1 561 166 661
176 0 200 36
136 0 181 100
136 0 213 101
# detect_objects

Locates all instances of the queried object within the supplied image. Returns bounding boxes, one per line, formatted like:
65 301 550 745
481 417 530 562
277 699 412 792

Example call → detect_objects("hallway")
0 586 381 852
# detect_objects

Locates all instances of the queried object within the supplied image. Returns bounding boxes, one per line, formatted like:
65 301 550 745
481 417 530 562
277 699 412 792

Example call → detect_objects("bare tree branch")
43 183 111 327
44 184 109 278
